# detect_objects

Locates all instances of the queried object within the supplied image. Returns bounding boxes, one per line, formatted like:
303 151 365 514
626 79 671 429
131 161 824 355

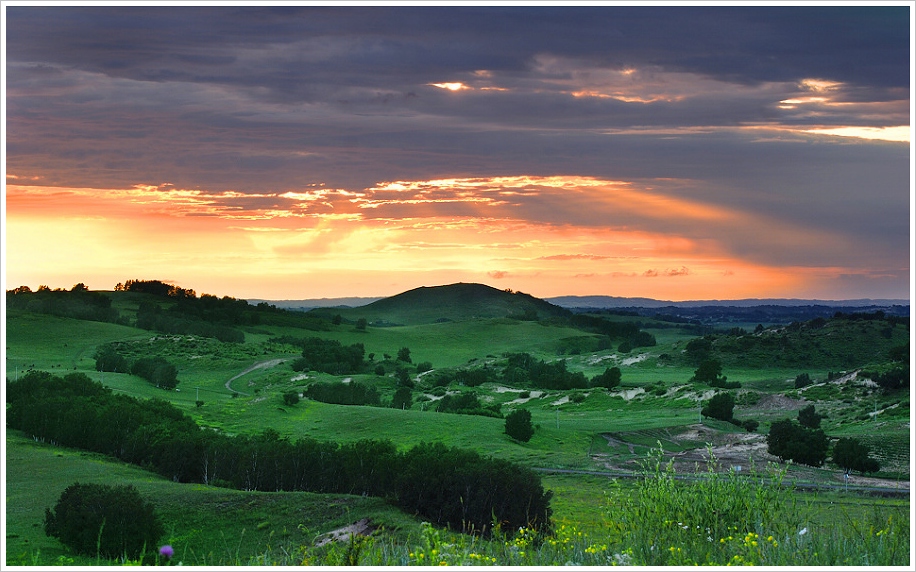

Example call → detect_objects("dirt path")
225 358 286 395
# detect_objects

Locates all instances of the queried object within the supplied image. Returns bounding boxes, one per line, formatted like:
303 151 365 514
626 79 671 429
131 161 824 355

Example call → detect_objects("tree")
685 337 713 363
391 386 413 410
833 437 880 474
797 404 822 428
283 391 300 406
794 373 813 389
692 358 728 386
590 366 621 389
701 392 735 422
94 345 130 373
766 419 829 467
395 366 413 387
44 483 164 559
504 409 534 442
355 318 367 331
397 347 412 364
130 357 179 389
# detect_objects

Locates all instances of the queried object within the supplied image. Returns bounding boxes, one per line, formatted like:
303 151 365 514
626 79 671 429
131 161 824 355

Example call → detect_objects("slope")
309 283 571 326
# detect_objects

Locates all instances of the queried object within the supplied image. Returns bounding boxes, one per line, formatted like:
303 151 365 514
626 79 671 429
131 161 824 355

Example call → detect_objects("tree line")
94 344 180 389
7 370 551 535
6 283 122 324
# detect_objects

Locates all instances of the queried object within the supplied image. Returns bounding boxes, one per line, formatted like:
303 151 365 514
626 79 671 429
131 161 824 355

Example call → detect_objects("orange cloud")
3 176 869 301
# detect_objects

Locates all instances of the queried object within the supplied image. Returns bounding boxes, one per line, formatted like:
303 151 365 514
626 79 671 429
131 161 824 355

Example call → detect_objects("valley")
4 281 911 566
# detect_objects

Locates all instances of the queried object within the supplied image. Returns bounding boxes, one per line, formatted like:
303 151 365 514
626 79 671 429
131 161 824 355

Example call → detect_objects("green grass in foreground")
7 433 909 567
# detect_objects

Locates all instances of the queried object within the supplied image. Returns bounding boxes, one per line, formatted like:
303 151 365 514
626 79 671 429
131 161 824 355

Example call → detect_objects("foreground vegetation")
5 280 911 566
6 433 909 566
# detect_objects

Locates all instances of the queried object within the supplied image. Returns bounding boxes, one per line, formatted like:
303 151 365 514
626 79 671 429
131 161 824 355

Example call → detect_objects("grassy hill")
4 431 419 566
308 283 571 326
4 282 910 565
698 313 909 370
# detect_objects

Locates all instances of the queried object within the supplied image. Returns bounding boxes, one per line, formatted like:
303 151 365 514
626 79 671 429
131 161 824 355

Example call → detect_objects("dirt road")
225 358 287 395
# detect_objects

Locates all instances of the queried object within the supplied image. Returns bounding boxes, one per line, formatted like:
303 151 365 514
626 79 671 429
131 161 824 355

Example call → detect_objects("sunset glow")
3 6 911 302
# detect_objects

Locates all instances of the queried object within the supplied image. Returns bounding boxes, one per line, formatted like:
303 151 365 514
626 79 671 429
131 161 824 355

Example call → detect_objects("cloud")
3 6 909 299
488 270 509 279
643 267 691 278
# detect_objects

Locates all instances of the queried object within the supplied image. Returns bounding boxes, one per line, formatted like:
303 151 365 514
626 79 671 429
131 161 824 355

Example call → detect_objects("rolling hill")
307 283 571 326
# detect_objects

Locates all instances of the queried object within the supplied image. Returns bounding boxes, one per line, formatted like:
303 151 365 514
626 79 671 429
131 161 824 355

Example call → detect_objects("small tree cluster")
766 419 829 466
691 359 740 389
95 345 179 389
282 391 300 406
797 404 822 428
44 483 163 559
794 373 813 389
833 437 881 474
304 380 380 406
504 409 534 442
590 366 621 389
391 386 413 410
701 392 735 422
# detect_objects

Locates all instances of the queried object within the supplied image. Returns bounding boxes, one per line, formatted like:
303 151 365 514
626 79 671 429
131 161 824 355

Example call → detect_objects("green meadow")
4 285 911 566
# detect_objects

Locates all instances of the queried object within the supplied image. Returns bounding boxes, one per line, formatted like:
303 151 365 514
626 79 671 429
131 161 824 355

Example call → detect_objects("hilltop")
307 283 571 326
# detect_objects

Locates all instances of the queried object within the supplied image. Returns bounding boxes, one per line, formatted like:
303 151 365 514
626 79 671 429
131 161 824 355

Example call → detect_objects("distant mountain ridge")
257 292 908 311
545 295 910 309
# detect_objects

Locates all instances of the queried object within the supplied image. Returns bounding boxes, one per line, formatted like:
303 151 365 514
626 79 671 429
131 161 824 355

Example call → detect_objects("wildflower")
798 527 808 536
159 545 174 560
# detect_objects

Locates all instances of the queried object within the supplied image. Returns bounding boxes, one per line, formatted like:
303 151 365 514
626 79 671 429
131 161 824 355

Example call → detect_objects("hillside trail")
225 358 286 395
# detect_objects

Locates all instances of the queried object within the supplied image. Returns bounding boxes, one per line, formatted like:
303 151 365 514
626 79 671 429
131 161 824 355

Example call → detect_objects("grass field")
4 290 911 565
6 431 909 566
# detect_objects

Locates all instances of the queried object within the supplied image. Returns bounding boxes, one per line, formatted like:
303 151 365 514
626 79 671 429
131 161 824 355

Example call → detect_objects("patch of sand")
621 353 648 366
314 519 376 547
615 388 645 401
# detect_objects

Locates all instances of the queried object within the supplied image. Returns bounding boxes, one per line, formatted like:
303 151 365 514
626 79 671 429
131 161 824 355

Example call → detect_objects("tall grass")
8 437 909 567
241 446 910 566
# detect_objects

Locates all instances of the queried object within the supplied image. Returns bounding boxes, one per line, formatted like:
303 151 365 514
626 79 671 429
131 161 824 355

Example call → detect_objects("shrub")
304 381 380 406
44 483 163 559
833 437 881 474
590 366 621 389
691 358 728 386
391 386 413 410
701 392 734 422
766 419 829 466
797 404 822 428
283 391 300 406
794 373 813 389
94 344 130 373
130 356 179 389
505 409 534 442
742 419 760 432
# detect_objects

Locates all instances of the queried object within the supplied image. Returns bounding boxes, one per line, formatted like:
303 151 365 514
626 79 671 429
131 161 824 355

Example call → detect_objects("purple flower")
159 545 174 560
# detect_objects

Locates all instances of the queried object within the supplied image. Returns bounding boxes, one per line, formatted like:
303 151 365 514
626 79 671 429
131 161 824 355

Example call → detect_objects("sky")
3 3 914 301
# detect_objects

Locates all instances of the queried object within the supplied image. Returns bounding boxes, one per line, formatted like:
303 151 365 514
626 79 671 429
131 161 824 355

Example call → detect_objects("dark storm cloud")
4 4 910 291
7 6 909 89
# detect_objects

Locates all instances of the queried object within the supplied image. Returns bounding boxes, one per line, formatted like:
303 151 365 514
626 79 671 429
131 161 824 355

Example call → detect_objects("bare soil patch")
314 518 377 547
